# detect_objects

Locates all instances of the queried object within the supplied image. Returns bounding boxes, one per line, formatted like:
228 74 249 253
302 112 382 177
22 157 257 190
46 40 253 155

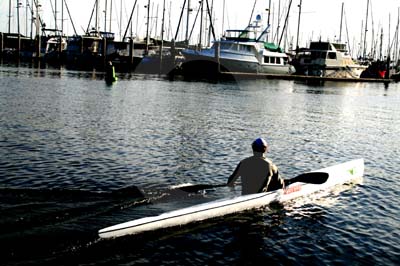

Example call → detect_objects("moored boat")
44 35 68 63
181 19 295 76
99 158 364 239
292 41 367 78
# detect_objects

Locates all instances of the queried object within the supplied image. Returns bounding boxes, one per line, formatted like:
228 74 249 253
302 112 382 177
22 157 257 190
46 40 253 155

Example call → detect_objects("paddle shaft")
178 172 329 193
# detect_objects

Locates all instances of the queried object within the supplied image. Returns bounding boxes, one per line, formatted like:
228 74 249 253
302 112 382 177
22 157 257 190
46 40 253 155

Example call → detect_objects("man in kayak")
227 138 284 195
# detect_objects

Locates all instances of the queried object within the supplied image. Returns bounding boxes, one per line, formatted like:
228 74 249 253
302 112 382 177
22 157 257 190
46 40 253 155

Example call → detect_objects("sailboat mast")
276 0 280 43
207 0 214 47
55 0 58 31
199 0 203 48
395 7 400 63
379 28 383 61
359 20 363 58
8 0 11 34
31 0 34 38
387 13 391 76
266 0 271 42
345 9 352 56
159 0 166 73
25 0 28 36
36 0 41 58
363 0 369 59
339 2 344 42
278 0 292 47
248 0 257 27
296 0 302 54
186 0 190 42
221 0 225 36
95 0 99 32
109 0 112 32
61 0 64 36
146 0 150 53
119 0 122 40
104 0 108 32
136 2 140 37
17 1 21 34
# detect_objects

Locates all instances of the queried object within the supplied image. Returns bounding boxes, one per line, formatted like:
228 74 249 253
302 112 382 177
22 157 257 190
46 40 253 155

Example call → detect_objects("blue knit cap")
252 138 267 152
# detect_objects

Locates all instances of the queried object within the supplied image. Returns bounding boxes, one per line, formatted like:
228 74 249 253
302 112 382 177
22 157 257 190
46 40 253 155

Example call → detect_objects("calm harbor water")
0 64 399 265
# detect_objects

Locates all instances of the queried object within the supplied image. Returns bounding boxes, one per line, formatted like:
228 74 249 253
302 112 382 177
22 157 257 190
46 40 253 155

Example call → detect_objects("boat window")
264 56 282 64
328 52 337 59
241 45 251 52
238 44 250 52
220 43 232 50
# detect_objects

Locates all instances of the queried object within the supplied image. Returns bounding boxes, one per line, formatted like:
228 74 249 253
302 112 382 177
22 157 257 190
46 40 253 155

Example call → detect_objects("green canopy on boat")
264 42 283 53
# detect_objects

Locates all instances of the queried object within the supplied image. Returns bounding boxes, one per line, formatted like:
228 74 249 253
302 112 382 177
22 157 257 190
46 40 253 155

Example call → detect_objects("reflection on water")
0 65 399 265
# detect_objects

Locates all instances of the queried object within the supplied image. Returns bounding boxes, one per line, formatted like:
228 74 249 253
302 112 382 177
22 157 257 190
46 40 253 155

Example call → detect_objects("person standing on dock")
227 138 284 195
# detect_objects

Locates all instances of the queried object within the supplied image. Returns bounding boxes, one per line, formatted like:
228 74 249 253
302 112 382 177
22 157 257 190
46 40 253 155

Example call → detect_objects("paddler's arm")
227 162 241 186
271 164 285 189
260 164 285 193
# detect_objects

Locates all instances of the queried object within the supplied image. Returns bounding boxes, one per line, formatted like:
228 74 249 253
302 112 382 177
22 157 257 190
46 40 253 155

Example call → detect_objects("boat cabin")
224 29 258 42
298 41 354 67
217 41 255 54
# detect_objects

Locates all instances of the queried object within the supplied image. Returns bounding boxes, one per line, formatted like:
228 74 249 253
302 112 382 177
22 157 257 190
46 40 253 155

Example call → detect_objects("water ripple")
1 66 400 265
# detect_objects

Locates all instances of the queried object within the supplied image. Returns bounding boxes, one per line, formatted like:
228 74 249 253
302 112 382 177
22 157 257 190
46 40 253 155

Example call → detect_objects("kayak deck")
99 159 364 239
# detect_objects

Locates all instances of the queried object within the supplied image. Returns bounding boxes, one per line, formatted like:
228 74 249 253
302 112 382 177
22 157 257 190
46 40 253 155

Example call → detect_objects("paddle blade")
176 184 226 193
286 172 329 186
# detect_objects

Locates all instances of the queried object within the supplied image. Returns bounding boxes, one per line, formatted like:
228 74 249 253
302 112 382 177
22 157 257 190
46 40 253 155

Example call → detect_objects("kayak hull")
99 159 364 239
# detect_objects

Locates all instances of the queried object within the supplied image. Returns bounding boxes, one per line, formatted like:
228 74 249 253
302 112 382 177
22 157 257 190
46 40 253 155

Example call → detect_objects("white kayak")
99 159 364 239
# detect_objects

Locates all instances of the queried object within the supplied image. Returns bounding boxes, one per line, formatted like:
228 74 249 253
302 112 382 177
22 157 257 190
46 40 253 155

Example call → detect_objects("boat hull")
99 159 364 239
181 49 294 75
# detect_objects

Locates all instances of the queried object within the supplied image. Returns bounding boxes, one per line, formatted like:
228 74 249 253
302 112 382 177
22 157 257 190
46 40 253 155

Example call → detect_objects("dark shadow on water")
0 186 147 265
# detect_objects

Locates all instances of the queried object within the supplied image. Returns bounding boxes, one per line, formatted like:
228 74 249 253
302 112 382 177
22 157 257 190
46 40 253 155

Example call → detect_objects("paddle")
177 172 329 193
283 172 329 186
